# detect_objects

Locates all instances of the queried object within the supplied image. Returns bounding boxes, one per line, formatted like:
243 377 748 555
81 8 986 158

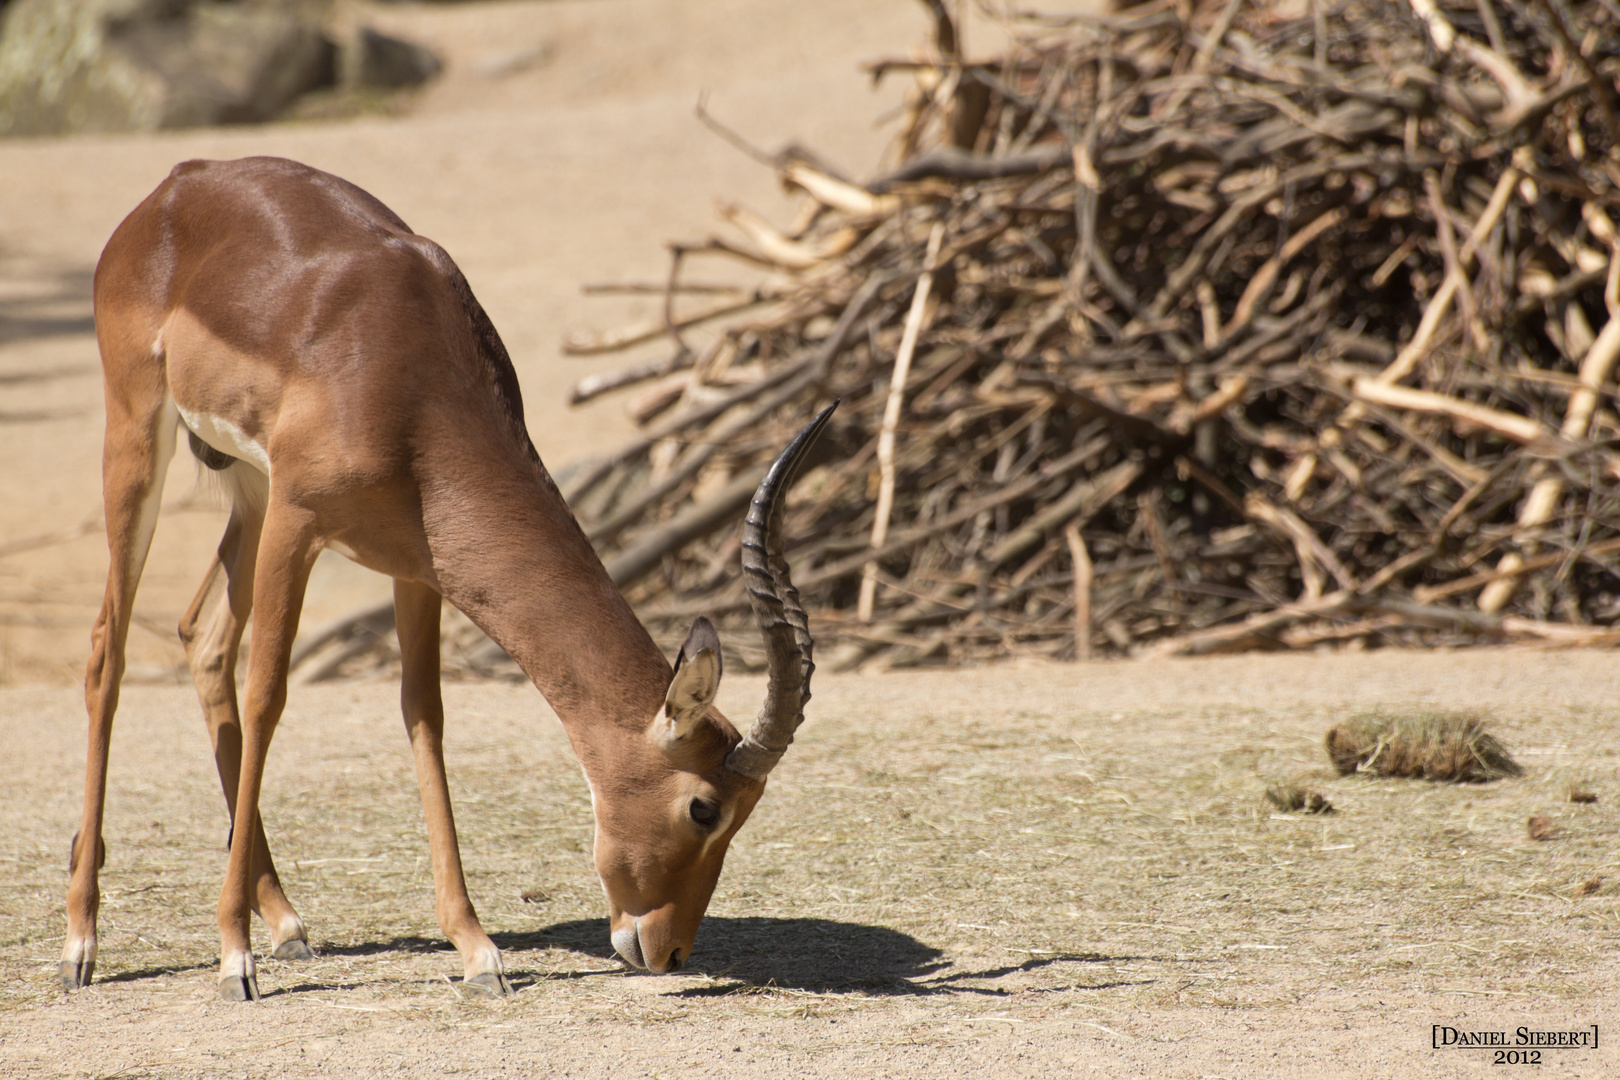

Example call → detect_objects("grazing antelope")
64 156 831 999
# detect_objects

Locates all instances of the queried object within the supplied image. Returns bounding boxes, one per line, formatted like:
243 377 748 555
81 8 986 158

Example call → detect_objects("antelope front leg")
217 508 318 1002
395 580 510 996
180 514 311 960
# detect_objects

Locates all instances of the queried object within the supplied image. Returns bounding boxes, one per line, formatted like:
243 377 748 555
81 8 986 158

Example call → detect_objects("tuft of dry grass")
1570 789 1599 804
1264 785 1333 815
1324 711 1522 783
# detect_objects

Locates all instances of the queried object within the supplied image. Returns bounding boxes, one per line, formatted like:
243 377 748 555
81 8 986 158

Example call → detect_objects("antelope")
63 155 831 999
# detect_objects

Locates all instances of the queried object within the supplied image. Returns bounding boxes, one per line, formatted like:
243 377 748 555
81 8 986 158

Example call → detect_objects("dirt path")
3 649 1617 1077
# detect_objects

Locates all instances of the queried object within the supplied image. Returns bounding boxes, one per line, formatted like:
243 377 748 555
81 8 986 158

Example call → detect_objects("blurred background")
11 0 1610 689
0 0 1092 685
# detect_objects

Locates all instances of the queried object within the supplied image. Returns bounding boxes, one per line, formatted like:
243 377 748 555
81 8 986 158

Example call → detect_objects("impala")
63 155 831 999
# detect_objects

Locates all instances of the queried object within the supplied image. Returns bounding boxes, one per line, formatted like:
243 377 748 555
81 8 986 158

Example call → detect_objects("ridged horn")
725 401 838 780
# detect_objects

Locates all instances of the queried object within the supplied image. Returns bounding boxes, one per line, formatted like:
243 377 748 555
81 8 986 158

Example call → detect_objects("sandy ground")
3 651 1619 1077
1 1 1616 1076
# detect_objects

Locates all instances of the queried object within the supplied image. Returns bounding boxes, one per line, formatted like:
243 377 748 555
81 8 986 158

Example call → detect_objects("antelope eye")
689 798 721 829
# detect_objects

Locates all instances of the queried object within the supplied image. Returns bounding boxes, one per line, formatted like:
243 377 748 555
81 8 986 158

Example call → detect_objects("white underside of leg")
220 949 257 981
269 912 307 948
60 935 98 968
127 396 180 580
221 462 269 518
464 943 504 979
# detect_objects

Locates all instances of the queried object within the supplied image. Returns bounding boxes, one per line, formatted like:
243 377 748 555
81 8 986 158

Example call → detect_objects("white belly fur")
176 405 272 477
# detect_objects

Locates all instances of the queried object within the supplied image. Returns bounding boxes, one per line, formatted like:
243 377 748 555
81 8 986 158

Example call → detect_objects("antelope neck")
421 448 672 745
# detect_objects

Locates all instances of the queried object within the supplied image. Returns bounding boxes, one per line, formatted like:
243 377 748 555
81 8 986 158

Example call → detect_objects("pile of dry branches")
263 13 1558 695
555 0 1620 671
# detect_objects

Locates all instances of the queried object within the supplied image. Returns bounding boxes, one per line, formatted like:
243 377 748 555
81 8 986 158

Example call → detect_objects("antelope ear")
661 616 722 742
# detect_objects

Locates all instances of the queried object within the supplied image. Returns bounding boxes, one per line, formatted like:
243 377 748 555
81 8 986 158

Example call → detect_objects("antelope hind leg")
63 391 179 989
215 503 319 1002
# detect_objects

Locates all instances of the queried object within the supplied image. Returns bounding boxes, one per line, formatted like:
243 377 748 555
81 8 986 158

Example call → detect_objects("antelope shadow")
82 923 1145 998
513 916 943 993
514 917 1144 996
91 959 216 985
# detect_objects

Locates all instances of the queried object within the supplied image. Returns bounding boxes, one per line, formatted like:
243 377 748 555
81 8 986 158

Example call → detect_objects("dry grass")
1324 711 1523 783
0 664 1616 1066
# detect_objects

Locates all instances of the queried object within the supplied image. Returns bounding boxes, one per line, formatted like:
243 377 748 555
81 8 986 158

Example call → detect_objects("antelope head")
591 404 834 973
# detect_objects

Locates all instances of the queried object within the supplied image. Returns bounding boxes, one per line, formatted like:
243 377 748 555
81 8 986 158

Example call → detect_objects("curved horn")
725 401 838 780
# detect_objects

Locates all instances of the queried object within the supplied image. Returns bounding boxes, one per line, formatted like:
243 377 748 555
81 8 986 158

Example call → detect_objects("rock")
0 0 337 136
117 3 339 126
344 26 440 89
0 0 164 135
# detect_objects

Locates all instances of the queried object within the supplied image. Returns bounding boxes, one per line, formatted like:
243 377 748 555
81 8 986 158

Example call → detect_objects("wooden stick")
783 161 898 217
715 202 858 269
1219 208 1345 341
1144 591 1358 658
603 467 766 588
561 292 772 356
810 436 1109 590
588 358 828 543
1065 523 1093 661
860 223 945 621
1137 491 1179 590
1351 378 1549 445
560 276 886 504
867 144 1071 193
985 459 1142 568
1369 162 1522 387
1416 536 1620 604
1479 299 1620 611
568 350 694 406
1244 493 1354 595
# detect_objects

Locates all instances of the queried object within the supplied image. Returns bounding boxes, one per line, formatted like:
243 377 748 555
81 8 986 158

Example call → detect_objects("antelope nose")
614 911 690 973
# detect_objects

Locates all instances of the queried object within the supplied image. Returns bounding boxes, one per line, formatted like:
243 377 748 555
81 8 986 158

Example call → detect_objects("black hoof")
463 972 512 997
272 938 314 961
59 958 94 991
219 973 261 1002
